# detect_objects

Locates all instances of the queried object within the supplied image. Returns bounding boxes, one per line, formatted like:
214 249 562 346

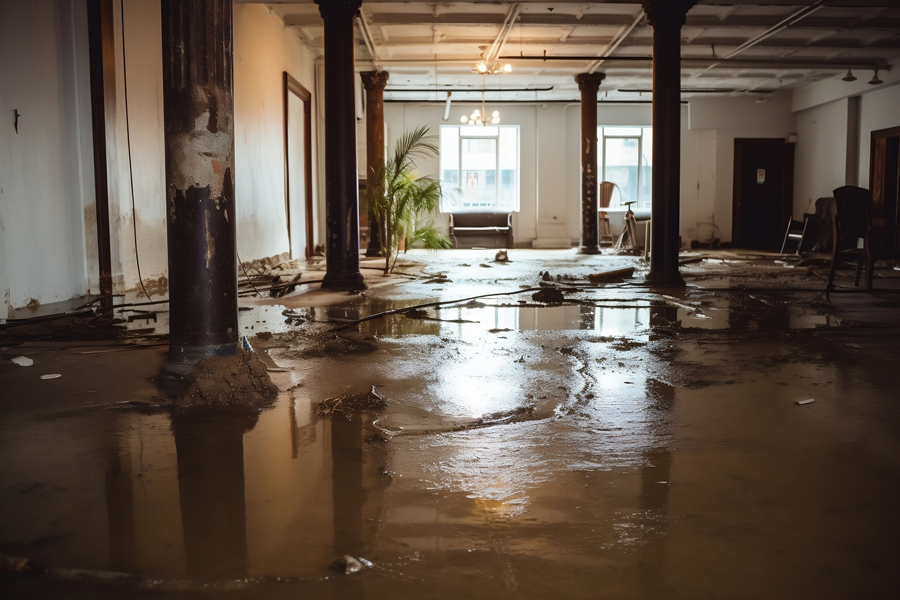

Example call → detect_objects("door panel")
733 139 793 250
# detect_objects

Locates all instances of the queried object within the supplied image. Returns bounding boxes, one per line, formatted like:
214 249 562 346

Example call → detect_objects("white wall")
793 99 848 215
685 92 796 243
234 4 319 262
0 0 95 317
383 101 662 248
0 2 319 314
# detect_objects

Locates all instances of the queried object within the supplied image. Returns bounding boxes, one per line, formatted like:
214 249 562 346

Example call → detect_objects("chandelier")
461 63 509 126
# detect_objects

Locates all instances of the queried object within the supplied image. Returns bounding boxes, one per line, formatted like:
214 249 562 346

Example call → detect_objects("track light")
868 70 883 85
842 70 857 82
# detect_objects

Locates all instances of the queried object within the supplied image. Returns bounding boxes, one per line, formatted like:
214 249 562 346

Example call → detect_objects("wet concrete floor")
2 249 900 598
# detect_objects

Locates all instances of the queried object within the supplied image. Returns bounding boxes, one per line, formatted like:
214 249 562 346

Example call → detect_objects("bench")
448 212 513 249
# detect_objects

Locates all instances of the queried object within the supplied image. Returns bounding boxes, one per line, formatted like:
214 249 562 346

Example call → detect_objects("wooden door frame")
283 72 313 259
87 0 115 307
869 125 900 226
732 138 795 248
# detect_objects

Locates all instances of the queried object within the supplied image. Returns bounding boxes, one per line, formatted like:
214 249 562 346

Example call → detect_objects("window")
598 126 653 210
440 125 520 212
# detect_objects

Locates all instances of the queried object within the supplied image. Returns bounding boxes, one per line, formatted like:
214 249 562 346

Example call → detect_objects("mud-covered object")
532 288 565 303
175 350 278 411
317 386 387 417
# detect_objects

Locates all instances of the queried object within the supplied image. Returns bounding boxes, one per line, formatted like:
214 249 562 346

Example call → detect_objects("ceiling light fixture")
868 70 883 85
443 92 452 121
755 93 767 104
842 28 857 83
462 76 500 126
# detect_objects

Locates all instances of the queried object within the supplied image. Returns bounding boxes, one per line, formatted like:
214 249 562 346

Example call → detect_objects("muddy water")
2 292 899 598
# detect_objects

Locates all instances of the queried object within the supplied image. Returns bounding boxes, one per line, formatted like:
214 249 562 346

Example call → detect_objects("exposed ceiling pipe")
485 3 522 68
357 9 380 69
696 0 832 76
587 9 645 74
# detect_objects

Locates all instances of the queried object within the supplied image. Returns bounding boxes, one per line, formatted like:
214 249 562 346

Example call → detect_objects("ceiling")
256 0 900 102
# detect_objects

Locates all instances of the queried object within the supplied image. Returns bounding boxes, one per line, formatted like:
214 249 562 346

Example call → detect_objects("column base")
578 245 601 255
322 270 368 291
160 341 239 394
645 270 686 287
364 246 382 258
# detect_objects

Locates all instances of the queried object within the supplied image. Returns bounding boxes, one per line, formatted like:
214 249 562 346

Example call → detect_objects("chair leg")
780 217 792 254
855 258 864 287
867 256 875 290
826 253 839 292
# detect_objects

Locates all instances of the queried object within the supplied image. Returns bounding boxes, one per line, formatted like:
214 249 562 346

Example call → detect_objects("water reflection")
172 413 257 579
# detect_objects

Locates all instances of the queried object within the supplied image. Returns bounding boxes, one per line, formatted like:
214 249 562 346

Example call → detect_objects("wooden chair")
829 185 900 291
598 181 617 245
826 186 868 291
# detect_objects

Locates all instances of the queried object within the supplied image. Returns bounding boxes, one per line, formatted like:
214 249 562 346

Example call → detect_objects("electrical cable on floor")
121 0 152 303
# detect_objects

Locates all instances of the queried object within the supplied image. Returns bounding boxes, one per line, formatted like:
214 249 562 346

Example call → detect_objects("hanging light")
842 29 857 83
503 63 512 73
755 93 767 104
868 70 883 85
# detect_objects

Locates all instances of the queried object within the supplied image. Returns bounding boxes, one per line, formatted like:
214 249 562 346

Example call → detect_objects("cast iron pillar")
316 0 367 290
161 0 238 367
360 70 389 258
644 0 696 286
575 72 606 254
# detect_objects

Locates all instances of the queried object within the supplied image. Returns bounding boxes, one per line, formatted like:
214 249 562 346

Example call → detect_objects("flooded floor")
2 249 900 599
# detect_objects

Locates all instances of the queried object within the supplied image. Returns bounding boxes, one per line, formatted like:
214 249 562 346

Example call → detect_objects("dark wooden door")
733 139 794 250
870 127 900 234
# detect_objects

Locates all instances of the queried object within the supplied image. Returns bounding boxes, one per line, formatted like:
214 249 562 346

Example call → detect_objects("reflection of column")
360 71 389 258
105 443 137 572
161 0 238 367
644 0 696 287
574 72 606 255
173 413 257 579
316 0 367 291
331 415 366 557
638 378 675 596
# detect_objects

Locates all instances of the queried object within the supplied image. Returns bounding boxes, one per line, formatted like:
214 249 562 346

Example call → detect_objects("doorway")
283 73 313 259
732 138 795 250
870 126 900 238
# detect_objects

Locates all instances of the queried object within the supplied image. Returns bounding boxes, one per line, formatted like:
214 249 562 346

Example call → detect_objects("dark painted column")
574 73 606 254
644 0 696 286
316 0 367 290
161 0 237 367
361 70 389 258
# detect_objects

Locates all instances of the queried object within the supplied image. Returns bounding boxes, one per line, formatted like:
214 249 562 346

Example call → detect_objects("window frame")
598 126 652 211
440 125 520 213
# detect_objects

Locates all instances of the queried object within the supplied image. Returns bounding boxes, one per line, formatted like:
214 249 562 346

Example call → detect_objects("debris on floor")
0 553 45 575
10 356 33 367
795 398 815 405
494 250 509 263
317 386 387 417
330 555 368 575
532 288 566 303
587 266 635 283
175 350 277 411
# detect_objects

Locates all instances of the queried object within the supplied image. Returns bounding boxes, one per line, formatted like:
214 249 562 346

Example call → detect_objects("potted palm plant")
366 125 451 275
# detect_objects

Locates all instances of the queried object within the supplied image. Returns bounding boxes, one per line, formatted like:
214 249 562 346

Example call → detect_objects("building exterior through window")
439 125 519 213
598 126 653 211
